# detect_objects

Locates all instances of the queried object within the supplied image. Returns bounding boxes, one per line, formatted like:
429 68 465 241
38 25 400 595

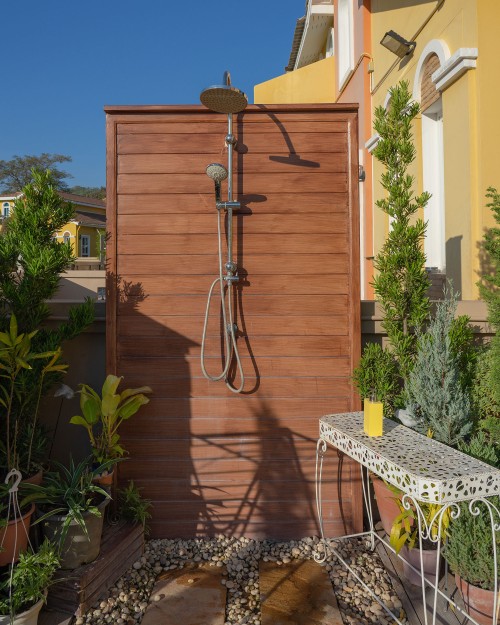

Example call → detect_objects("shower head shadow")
200 71 248 114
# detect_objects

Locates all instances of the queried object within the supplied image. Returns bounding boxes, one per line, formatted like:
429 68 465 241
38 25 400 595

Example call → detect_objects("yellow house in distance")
0 191 106 266
255 0 500 304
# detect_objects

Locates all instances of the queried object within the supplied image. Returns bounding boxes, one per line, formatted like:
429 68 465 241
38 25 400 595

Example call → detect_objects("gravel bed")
77 536 406 625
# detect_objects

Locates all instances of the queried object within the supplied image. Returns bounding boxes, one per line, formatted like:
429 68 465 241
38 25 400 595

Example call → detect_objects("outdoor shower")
200 71 247 393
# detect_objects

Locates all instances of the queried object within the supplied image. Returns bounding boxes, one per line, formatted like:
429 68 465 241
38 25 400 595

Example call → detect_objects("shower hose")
200 207 245 393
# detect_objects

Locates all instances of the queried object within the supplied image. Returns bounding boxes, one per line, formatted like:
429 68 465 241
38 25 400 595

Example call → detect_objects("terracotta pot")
401 545 441 586
92 470 114 488
0 504 35 567
0 597 44 625
21 469 43 486
455 574 500 625
370 474 401 536
0 597 45 625
42 498 108 569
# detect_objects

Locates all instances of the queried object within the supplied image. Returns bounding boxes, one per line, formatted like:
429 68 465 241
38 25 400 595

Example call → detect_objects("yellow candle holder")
364 399 384 437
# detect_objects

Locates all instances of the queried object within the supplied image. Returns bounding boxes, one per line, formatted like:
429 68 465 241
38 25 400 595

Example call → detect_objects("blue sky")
1 0 304 188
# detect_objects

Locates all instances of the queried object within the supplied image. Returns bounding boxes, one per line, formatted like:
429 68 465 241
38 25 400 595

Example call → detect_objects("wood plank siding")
105 104 361 539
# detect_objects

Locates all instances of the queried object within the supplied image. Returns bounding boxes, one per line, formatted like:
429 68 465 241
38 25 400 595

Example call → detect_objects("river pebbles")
76 535 406 625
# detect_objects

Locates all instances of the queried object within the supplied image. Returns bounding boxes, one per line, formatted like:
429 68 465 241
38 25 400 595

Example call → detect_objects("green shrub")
352 343 399 416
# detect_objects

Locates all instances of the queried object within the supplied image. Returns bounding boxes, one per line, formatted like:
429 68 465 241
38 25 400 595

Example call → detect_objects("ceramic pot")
0 504 35 567
92 470 114 488
370 474 401 536
42 498 108 569
401 545 441 586
455 574 499 625
0 597 44 625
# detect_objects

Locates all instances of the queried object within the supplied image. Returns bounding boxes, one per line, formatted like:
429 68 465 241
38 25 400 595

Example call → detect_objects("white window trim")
432 47 478 92
337 0 354 90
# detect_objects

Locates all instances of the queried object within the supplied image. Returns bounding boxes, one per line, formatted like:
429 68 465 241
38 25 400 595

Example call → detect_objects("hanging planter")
0 504 35 567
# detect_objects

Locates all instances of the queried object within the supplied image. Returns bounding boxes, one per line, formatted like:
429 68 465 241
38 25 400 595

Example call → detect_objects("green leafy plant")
118 480 152 534
0 540 60 618
352 343 399 415
390 498 450 554
0 169 94 476
0 315 67 477
354 81 431 409
404 287 473 446
477 186 500 441
25 456 113 546
443 436 499 590
70 375 152 463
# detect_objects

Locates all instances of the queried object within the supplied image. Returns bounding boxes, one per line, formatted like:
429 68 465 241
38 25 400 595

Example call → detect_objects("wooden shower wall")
105 104 361 539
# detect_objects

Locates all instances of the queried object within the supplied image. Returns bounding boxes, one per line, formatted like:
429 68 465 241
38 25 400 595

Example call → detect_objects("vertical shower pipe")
200 71 245 393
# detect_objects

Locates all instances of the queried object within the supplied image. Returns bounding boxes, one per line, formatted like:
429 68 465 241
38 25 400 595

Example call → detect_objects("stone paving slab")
260 560 344 625
141 564 227 625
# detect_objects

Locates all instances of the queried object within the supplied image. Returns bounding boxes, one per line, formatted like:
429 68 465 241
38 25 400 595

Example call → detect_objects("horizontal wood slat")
113 275 349 296
118 152 348 174
118 253 349 275
117 335 350 358
117 120 349 135
117 132 347 155
117 314 349 340
117 294 349 317
118 213 348 234
117 172 347 194
117 233 348 255
113 375 351 399
117 193 349 214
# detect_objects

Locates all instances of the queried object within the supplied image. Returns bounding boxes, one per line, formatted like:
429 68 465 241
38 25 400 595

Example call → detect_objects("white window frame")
63 231 71 245
80 234 90 257
2 202 10 218
422 99 445 271
337 0 354 90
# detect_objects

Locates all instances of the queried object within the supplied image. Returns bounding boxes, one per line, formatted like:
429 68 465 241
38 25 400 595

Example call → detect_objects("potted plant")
444 497 500 625
25 457 113 570
443 434 499 625
69 374 151 485
0 539 60 625
389 496 450 586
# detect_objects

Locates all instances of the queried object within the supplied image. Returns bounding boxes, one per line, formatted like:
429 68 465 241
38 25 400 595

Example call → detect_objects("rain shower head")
206 163 228 183
200 71 248 114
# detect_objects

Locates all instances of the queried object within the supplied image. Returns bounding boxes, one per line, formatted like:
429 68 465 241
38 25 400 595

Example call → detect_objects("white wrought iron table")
316 412 500 625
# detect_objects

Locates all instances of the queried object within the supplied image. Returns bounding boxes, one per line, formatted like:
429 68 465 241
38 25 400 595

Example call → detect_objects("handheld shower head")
206 163 228 183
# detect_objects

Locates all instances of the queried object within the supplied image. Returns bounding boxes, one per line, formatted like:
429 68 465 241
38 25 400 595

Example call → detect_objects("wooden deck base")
47 519 144 616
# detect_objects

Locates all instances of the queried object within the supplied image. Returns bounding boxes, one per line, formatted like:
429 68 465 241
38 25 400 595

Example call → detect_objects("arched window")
63 231 71 245
2 202 10 218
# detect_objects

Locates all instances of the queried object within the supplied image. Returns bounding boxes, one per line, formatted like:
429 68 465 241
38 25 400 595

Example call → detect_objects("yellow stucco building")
0 191 106 263
255 0 500 302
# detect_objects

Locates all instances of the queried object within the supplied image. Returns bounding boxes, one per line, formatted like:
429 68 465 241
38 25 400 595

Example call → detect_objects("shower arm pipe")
226 112 234 264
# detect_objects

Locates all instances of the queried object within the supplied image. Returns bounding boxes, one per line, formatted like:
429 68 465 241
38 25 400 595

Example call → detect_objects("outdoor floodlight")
380 30 416 58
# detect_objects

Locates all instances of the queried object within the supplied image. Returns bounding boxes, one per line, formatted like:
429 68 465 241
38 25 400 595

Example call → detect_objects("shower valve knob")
225 261 237 273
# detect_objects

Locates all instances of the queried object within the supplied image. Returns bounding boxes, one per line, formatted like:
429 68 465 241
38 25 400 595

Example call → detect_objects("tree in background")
0 153 72 192
66 185 106 200
354 81 430 413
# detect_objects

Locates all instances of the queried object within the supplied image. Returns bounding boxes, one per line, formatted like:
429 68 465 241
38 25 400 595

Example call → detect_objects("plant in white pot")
0 540 60 625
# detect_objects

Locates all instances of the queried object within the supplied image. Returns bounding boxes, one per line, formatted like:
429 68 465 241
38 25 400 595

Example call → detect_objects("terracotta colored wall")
105 104 361 539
